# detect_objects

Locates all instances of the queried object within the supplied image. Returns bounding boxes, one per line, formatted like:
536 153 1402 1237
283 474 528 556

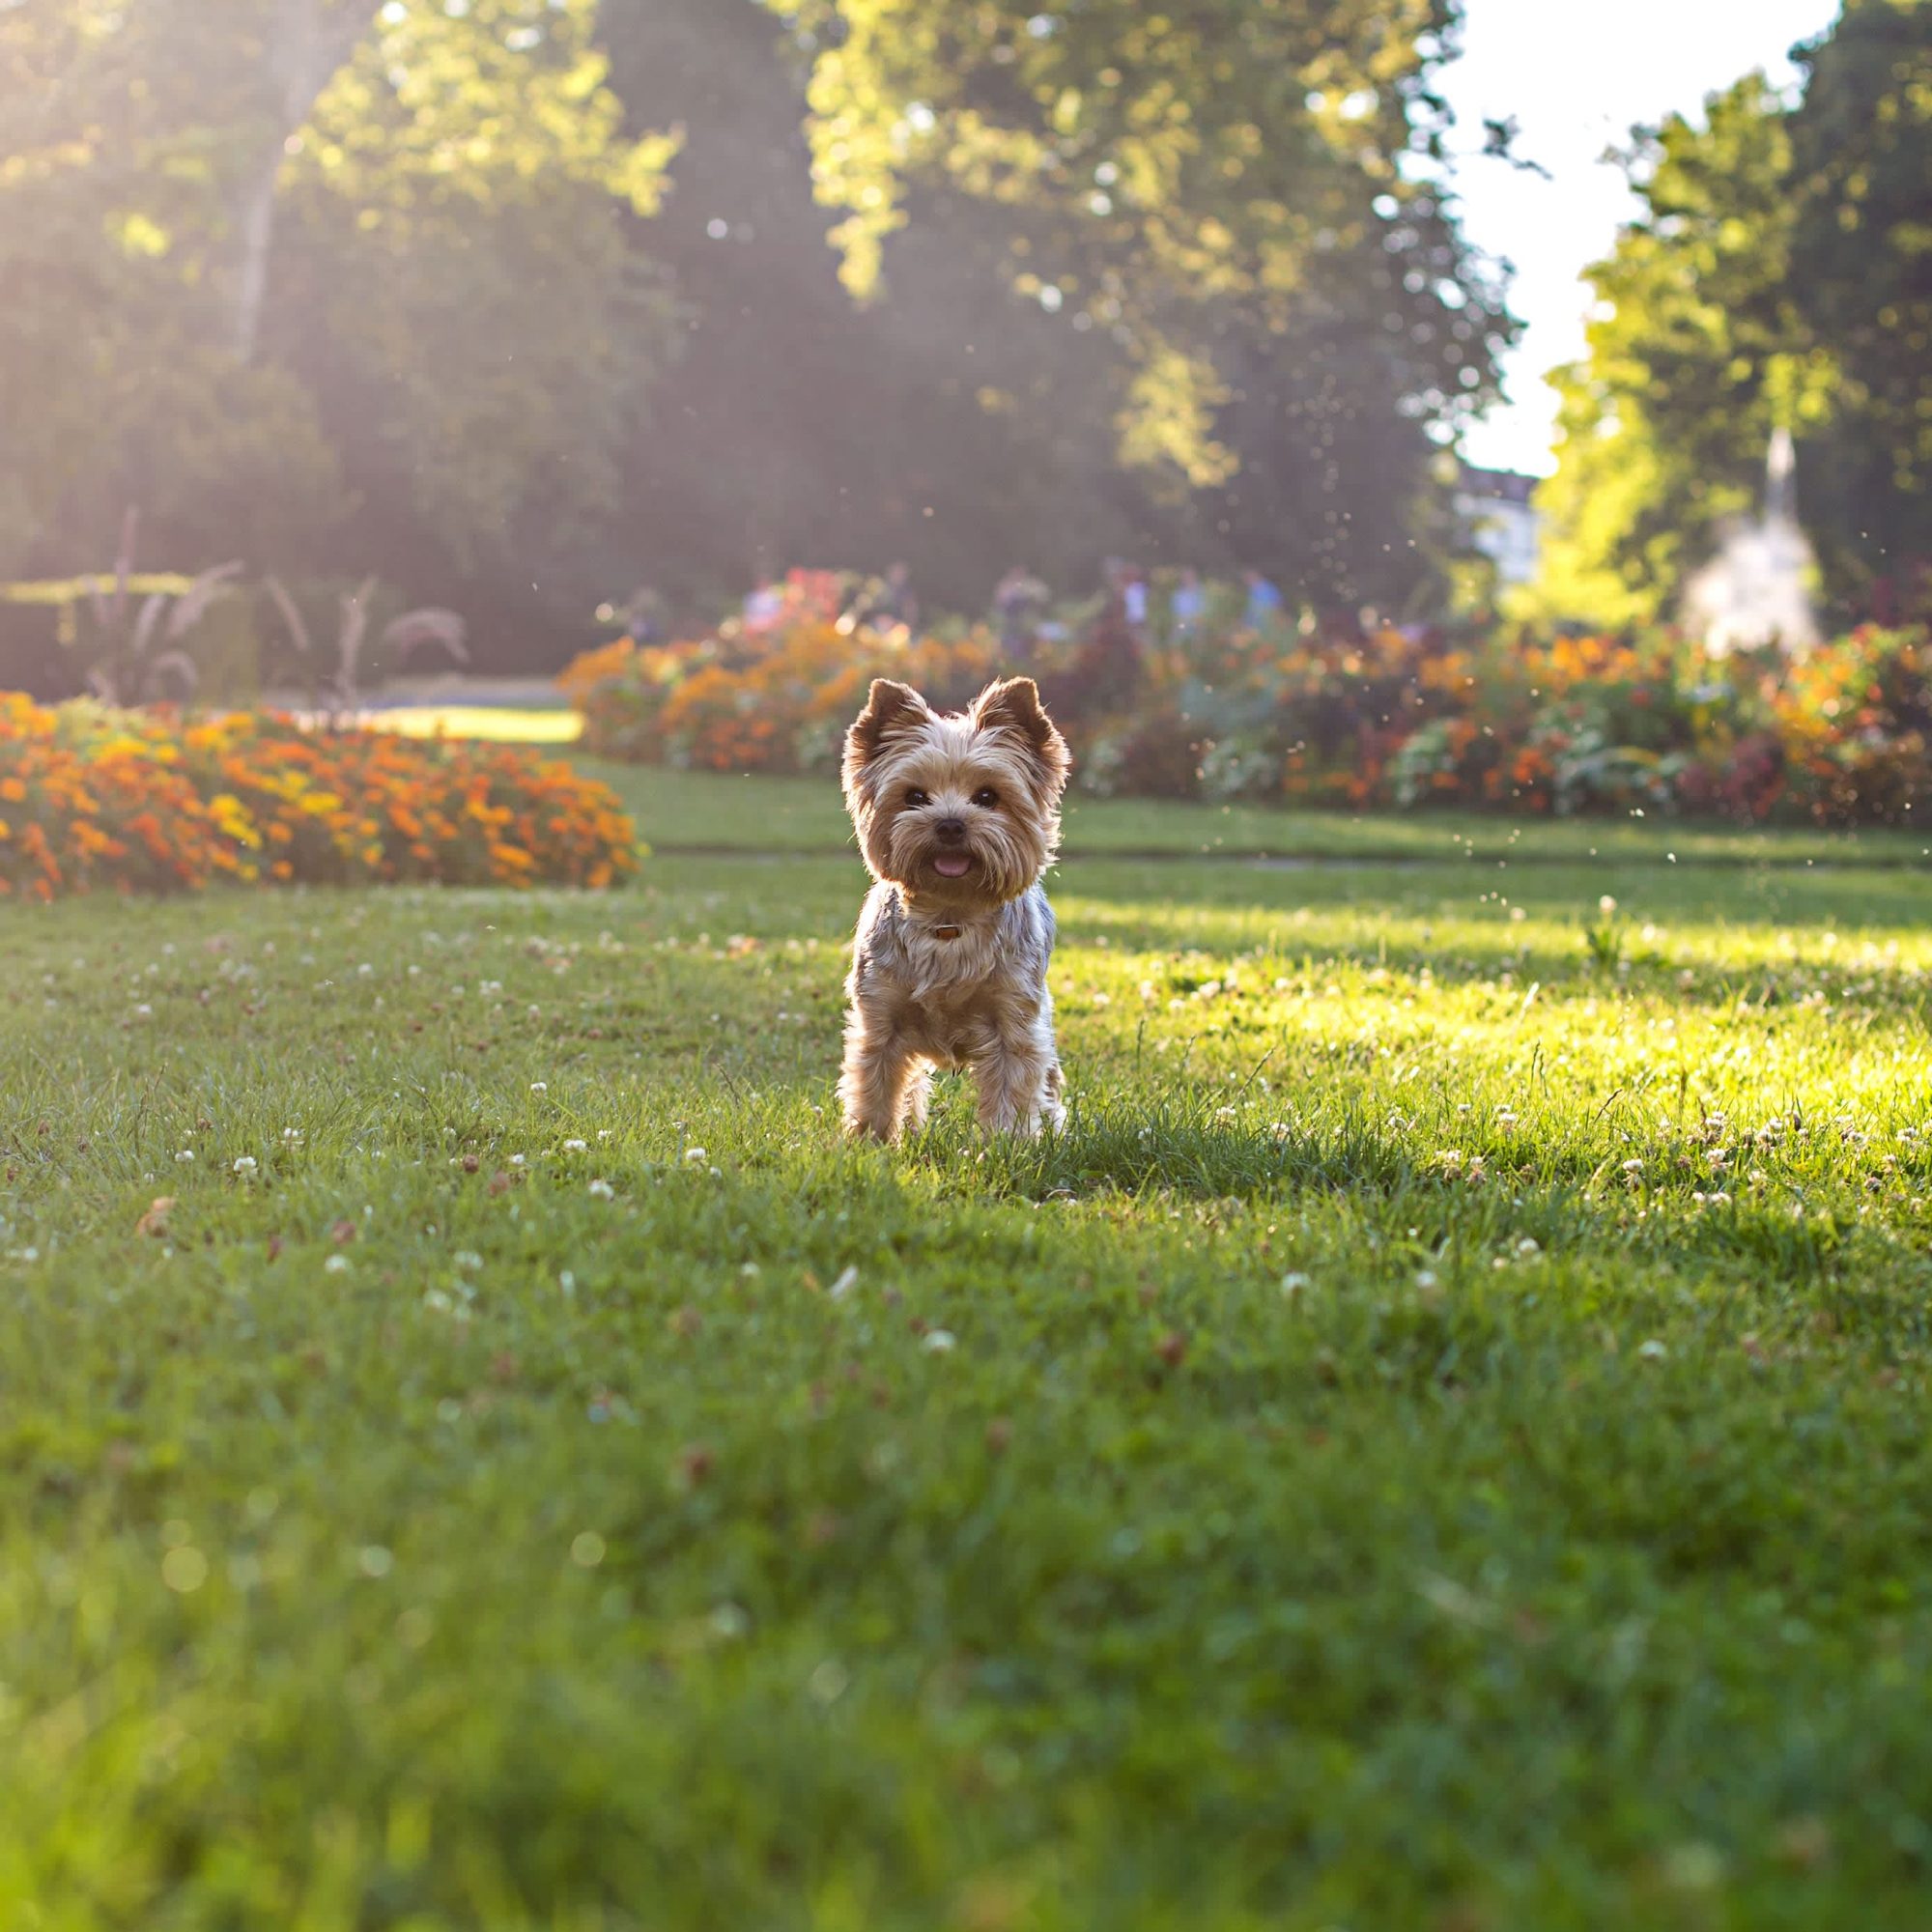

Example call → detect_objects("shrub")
0 696 639 901
570 624 1009 774
558 607 1932 828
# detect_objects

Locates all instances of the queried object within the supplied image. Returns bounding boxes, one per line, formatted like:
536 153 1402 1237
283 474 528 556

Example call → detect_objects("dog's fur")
838 676 1070 1140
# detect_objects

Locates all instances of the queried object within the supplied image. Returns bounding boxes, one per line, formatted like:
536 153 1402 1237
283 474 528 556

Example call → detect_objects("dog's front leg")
839 1004 919 1141
972 1002 1059 1138
897 1061 933 1135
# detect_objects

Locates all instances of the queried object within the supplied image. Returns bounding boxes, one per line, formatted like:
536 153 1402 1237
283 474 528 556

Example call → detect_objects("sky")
1438 0 1842 477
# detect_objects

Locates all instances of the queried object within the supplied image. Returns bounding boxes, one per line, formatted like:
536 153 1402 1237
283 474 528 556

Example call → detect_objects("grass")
591 757 1932 867
6 771 1932 1927
360 705 583 746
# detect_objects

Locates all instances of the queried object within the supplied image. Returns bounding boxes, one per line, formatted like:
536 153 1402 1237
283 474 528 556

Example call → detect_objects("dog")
838 675 1070 1141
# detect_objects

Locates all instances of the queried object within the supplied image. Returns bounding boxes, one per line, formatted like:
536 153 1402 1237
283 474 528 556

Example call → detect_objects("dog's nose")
934 816 967 843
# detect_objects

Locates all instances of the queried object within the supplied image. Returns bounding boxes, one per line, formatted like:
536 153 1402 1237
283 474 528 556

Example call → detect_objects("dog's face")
842 677 1070 904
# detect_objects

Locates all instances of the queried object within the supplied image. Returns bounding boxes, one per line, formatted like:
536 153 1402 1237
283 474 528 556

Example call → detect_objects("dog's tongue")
932 853 972 878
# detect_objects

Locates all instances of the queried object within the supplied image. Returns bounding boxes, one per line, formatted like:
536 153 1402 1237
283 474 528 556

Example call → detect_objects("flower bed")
561 614 1932 827
0 696 639 900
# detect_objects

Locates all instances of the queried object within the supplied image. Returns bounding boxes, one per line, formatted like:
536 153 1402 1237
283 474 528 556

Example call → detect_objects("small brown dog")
838 676 1070 1140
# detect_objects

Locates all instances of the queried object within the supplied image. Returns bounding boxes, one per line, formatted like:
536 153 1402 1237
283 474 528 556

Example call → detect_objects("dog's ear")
844 678 931 781
971 677 1069 790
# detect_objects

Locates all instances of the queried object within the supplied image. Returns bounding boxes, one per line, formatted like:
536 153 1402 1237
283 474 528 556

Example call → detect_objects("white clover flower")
562 1138 588 1154
529 1082 548 1094
922 1328 957 1353
1599 895 1617 915
325 1254 351 1274
176 1150 195 1164
587 1178 615 1201
232 1156 258 1176
1638 1339 1668 1360
683 1146 708 1163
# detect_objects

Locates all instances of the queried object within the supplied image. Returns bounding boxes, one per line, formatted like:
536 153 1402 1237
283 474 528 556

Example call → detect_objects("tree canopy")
1787 0 1932 604
0 0 677 609
1534 0 1932 627
39 2 1932 656
775 0 1515 601
1 0 1526 650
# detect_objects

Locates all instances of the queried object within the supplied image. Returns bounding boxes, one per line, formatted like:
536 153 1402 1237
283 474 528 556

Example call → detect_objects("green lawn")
6 777 1932 1927
364 704 584 746
592 757 1932 867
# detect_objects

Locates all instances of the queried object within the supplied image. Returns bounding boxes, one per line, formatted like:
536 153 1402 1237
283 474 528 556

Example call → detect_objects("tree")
1788 0 1932 610
224 1 380 365
597 0 1207 612
1534 2 1932 627
0 0 679 628
0 3 327 573
266 0 680 598
769 0 1514 603
1533 75 1821 626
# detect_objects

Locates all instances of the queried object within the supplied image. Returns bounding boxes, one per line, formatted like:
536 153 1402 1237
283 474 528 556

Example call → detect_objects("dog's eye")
972 787 1000 809
905 787 930 809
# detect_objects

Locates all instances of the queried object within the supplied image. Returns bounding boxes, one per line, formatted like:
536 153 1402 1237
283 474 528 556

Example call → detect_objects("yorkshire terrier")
838 676 1071 1141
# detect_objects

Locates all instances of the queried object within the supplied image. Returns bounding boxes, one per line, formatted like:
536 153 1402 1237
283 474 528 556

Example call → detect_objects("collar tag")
932 923 962 940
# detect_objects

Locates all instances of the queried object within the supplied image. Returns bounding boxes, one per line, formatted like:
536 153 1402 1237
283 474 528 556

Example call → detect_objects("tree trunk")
229 0 377 363
231 144 284 363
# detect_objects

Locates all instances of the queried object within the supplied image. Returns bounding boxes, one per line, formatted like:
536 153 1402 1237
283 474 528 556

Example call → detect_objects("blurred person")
1242 568 1285 630
618 584 668 644
743 571 785 636
994 567 1048 656
847 561 920 633
1122 564 1150 636
1065 558 1143 719
1169 566 1207 635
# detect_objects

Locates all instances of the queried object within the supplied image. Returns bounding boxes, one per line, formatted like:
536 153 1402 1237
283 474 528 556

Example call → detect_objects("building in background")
1455 465 1543 587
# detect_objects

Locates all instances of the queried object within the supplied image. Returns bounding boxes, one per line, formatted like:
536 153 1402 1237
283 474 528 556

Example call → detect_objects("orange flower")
0 699 639 901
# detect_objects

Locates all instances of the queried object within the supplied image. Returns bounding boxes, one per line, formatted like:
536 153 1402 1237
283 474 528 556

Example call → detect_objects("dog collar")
931 923 962 940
